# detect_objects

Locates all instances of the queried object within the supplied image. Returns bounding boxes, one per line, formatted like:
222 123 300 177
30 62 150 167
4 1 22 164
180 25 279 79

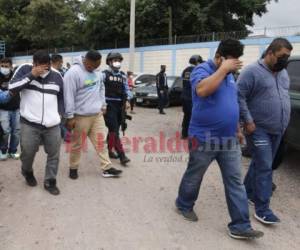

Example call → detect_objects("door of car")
285 58 300 150
169 77 183 105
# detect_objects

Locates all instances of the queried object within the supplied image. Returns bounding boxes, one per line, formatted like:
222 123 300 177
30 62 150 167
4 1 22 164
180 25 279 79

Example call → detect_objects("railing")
0 41 5 58
10 25 300 57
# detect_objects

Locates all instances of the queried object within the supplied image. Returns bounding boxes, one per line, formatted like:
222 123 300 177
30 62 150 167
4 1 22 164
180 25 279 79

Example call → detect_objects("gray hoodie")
63 56 106 118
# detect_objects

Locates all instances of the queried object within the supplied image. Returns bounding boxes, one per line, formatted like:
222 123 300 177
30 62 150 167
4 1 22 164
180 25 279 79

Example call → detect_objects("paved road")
0 107 299 250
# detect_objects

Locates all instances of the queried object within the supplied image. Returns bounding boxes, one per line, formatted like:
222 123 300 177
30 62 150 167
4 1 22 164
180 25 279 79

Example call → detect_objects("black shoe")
109 151 119 159
102 167 122 178
23 171 37 187
69 169 78 180
272 182 277 192
44 179 60 195
120 155 130 166
159 111 166 115
229 229 264 240
176 208 199 222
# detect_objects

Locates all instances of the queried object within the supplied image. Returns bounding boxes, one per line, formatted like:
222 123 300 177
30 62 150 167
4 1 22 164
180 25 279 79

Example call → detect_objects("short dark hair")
0 57 12 65
33 50 51 64
265 37 293 54
85 50 102 62
216 39 244 58
51 54 63 63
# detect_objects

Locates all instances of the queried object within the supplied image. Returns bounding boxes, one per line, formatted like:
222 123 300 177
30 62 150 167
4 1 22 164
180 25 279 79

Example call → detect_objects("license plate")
136 98 143 103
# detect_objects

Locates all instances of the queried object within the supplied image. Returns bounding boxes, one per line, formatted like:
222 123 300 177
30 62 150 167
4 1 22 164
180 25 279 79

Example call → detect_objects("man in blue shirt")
175 39 263 240
238 38 293 225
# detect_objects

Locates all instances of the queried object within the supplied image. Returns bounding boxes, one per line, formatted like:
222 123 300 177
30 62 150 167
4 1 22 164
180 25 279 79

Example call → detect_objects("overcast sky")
253 0 300 28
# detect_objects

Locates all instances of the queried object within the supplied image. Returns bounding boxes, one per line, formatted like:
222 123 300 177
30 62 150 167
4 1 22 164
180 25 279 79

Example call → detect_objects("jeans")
20 122 61 181
176 139 251 232
157 89 168 113
0 109 20 154
244 127 282 217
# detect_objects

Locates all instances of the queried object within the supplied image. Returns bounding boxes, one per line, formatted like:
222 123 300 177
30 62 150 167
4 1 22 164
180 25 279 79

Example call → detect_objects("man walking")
64 50 122 179
238 38 293 225
175 39 263 240
0 58 21 160
156 65 168 115
181 55 203 139
9 50 63 195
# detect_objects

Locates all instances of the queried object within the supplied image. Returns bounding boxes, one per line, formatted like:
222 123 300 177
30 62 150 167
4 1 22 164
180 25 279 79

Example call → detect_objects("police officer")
103 52 131 166
181 55 203 139
156 65 168 115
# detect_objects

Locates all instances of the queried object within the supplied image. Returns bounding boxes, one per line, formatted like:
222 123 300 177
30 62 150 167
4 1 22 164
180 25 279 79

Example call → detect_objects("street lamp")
129 0 135 72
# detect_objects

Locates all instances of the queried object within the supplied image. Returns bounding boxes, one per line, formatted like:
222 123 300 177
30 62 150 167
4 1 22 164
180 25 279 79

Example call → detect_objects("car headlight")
147 93 158 97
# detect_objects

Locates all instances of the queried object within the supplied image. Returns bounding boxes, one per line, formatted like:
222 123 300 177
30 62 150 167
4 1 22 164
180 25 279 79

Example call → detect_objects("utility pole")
129 0 136 72
168 6 173 44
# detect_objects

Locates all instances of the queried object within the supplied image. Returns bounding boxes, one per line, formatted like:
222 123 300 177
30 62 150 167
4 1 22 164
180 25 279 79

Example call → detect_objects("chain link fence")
11 25 300 57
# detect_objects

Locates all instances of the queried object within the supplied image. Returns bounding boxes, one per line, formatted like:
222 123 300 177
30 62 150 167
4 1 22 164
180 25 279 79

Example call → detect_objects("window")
135 74 156 85
287 60 300 92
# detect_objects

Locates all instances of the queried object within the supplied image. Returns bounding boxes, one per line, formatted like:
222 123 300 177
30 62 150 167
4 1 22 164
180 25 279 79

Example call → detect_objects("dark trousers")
181 99 192 138
157 89 168 113
104 101 125 156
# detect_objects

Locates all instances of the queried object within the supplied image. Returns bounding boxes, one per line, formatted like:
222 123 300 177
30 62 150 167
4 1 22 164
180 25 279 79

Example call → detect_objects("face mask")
0 67 11 76
272 56 289 72
41 70 50 78
112 62 121 69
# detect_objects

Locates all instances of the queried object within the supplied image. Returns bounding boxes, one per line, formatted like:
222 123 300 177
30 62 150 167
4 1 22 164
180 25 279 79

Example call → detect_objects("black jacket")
181 65 195 102
156 71 168 91
0 71 20 111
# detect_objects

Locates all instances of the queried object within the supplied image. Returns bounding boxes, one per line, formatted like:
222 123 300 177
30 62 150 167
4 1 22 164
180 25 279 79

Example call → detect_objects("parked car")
135 76 183 107
242 56 300 169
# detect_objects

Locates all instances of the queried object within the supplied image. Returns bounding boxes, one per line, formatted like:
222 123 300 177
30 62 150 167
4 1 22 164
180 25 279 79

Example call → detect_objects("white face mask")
112 62 121 69
41 70 50 78
0 67 11 76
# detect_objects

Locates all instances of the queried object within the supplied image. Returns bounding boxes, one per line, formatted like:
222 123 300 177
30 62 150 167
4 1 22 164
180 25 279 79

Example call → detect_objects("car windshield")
287 60 300 92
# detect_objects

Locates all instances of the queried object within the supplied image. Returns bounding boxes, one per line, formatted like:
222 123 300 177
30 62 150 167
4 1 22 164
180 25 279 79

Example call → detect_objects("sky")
253 0 300 28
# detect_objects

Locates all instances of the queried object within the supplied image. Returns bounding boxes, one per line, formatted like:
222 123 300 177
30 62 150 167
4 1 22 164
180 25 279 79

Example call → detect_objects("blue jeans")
0 110 20 154
176 139 251 232
244 127 282 217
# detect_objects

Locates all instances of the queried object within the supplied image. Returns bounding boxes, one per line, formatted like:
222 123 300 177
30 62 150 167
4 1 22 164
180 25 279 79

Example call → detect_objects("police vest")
103 70 126 99
181 66 195 101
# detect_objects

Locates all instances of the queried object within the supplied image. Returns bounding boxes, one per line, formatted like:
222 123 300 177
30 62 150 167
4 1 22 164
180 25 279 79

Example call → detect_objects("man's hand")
101 107 107 115
237 131 245 145
244 122 256 135
66 118 76 131
126 101 130 110
31 65 49 78
220 59 243 73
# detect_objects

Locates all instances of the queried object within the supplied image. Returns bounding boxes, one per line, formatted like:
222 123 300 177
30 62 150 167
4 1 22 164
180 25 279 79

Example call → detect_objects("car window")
173 78 183 88
167 77 176 88
135 75 156 85
287 60 300 92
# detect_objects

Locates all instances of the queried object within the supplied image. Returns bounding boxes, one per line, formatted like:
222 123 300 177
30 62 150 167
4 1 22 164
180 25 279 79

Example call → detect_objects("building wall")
12 36 300 75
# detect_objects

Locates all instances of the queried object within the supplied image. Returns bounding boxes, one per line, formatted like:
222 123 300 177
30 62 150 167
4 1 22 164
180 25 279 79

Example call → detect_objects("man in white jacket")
64 50 122 179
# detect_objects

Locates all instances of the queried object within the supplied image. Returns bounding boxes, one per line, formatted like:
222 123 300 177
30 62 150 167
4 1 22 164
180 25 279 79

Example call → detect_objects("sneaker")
272 182 277 192
8 153 20 160
248 199 255 206
69 169 78 180
109 151 119 159
229 229 264 240
159 111 166 115
0 152 8 161
120 155 130 166
176 208 198 222
44 179 60 195
102 167 122 178
23 171 37 187
254 213 280 225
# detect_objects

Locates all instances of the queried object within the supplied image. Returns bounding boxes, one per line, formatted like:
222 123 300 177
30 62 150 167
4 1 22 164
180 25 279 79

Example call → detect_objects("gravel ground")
0 106 299 250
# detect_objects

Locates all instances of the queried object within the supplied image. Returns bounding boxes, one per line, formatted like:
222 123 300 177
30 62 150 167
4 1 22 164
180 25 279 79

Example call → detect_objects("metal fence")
10 25 300 57
0 41 5 58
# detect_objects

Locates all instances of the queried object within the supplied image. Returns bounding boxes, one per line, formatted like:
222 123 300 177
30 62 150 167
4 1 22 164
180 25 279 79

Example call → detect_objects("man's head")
83 50 102 72
0 58 13 76
160 65 166 73
189 55 203 66
33 50 51 70
51 54 63 71
264 38 293 72
215 39 244 68
106 52 123 70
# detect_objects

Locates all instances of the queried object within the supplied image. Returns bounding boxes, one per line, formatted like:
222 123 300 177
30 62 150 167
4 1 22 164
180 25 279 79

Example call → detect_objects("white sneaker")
0 152 8 161
9 153 20 160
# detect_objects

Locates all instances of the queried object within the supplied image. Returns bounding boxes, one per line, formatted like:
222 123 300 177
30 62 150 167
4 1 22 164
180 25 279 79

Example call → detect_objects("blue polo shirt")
189 59 239 144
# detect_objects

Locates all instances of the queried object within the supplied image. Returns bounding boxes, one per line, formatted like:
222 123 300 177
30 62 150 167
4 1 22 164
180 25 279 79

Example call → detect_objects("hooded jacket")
63 56 106 118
